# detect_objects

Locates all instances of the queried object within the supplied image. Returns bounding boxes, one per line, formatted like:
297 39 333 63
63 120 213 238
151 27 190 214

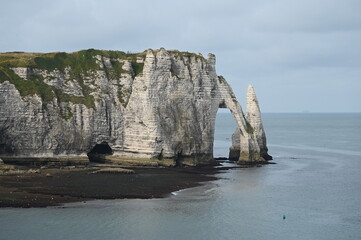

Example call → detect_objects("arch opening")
213 108 237 160
87 141 113 162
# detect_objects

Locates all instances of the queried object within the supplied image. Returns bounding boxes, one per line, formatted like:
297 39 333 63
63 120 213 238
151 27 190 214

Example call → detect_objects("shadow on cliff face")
87 142 113 163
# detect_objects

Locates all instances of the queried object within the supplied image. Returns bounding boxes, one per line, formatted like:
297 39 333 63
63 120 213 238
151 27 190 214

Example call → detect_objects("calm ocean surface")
1 113 361 240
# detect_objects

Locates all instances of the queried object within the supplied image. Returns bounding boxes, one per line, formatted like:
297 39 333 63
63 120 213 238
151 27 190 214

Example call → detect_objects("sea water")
1 113 361 240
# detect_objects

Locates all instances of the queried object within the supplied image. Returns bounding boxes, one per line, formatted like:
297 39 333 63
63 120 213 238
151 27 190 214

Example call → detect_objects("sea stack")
229 85 272 163
0 48 271 166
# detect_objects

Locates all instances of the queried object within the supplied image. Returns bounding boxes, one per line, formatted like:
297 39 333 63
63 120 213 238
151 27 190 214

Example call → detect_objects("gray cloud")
1 0 360 112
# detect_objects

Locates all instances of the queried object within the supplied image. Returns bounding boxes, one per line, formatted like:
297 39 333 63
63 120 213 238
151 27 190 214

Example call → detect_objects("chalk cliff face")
0 48 271 165
229 85 272 162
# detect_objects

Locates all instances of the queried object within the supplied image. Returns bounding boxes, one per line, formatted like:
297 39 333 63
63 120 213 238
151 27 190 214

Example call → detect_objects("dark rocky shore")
0 164 232 208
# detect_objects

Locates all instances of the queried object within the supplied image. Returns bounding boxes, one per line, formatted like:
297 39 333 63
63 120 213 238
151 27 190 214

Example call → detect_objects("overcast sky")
1 0 360 112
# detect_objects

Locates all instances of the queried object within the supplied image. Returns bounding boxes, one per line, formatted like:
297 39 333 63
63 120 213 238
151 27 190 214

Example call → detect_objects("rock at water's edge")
0 49 271 165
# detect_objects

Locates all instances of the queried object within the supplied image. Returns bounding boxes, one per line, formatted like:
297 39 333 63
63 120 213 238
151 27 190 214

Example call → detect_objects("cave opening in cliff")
214 108 237 159
87 142 113 162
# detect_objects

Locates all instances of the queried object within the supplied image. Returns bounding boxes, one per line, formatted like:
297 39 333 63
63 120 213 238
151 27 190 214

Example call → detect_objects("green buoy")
283 215 286 220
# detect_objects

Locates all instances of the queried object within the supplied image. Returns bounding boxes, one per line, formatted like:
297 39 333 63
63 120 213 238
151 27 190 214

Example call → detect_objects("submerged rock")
0 48 271 165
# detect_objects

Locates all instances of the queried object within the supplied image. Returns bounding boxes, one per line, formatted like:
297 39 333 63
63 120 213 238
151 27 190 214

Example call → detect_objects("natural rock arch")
0 48 271 165
212 83 272 163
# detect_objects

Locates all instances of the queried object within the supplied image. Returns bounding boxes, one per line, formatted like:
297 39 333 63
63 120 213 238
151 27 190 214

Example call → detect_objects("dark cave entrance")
213 108 237 159
87 142 113 162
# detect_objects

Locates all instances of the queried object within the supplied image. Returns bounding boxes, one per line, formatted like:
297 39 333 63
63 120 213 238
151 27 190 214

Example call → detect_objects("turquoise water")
1 113 361 240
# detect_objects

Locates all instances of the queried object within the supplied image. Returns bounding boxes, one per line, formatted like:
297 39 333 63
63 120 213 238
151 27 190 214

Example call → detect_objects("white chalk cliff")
0 48 271 165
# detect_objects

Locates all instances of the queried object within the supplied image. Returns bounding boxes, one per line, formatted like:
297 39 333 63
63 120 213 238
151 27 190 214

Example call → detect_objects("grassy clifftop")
0 49 147 108
0 48 205 109
0 49 146 71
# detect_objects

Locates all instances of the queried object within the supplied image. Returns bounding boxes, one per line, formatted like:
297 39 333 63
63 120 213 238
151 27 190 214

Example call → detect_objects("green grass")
0 49 148 110
131 62 144 76
54 88 95 109
108 59 126 79
0 66 55 103
0 48 207 111
0 52 45 67
168 50 205 60
0 66 95 109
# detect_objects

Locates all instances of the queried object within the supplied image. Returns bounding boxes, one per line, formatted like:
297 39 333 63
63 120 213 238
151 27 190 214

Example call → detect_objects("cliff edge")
0 48 271 165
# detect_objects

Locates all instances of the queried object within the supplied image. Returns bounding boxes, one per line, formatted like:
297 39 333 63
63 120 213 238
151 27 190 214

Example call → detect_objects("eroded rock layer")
0 48 271 165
